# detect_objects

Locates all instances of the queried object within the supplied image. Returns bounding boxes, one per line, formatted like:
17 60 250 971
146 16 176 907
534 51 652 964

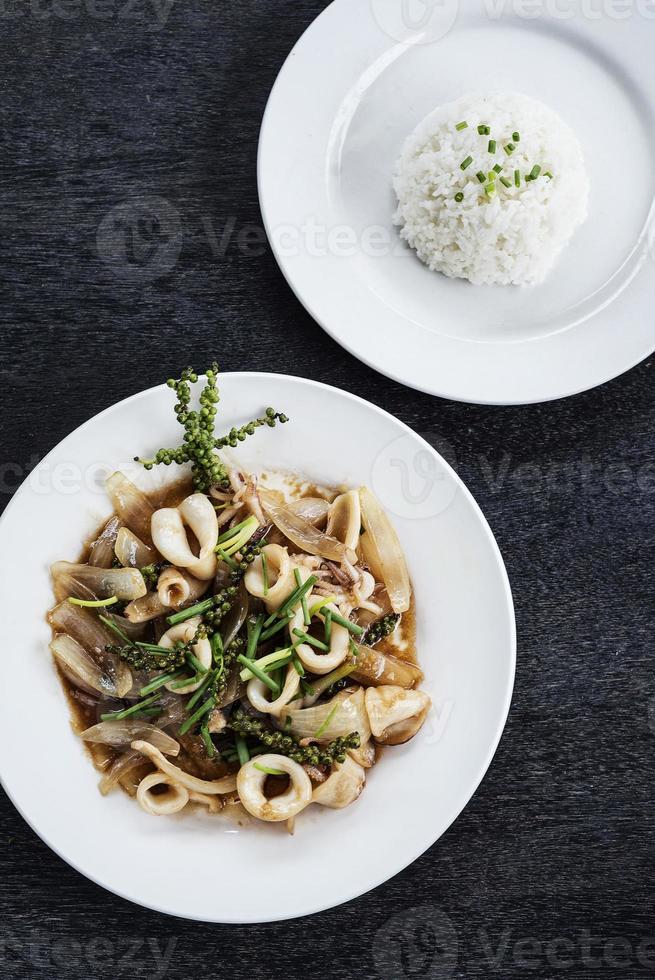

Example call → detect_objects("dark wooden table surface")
1 3 654 978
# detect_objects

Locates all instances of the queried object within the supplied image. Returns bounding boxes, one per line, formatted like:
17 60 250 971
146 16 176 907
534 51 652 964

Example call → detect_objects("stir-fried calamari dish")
49 366 431 829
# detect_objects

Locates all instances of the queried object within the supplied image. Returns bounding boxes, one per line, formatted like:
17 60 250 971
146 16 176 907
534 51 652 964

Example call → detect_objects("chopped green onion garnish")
215 516 256 546
166 596 214 627
504 143 516 156
328 611 365 636
493 164 503 174
455 120 468 131
186 650 209 675
294 568 311 627
324 609 332 646
485 183 496 196
216 548 240 571
460 156 473 171
101 693 160 722
476 171 486 184
292 655 305 677
514 169 521 187
513 131 520 142
261 551 269 596
237 654 280 695
69 596 118 608
200 722 215 759
169 673 201 691
487 171 496 182
179 697 215 736
99 615 132 645
454 192 464 202
309 596 337 617
292 628 330 652
544 170 553 179
488 140 496 154
139 670 184 697
259 613 293 644
263 575 317 628
527 164 541 181
211 631 224 665
135 641 175 654
500 176 512 188
314 704 339 739
239 647 295 681
254 762 286 777
246 614 264 660
478 124 490 135
186 669 217 711
235 735 250 766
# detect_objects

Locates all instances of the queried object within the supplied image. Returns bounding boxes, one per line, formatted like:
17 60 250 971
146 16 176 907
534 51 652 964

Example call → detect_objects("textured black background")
1 2 654 978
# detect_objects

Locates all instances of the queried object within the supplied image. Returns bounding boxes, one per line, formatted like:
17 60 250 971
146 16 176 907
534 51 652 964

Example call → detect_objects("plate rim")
0 371 517 921
257 0 655 406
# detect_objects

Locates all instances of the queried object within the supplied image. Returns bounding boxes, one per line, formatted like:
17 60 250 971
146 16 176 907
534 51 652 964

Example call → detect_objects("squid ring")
244 544 298 612
237 755 312 823
247 662 301 717
290 602 350 676
158 616 212 694
151 493 218 581
136 772 189 816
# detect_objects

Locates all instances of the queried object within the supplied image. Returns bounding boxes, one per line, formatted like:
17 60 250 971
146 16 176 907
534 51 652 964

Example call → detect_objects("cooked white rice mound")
393 92 589 287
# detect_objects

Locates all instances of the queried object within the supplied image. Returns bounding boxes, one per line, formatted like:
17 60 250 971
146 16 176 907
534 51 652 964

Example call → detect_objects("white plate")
0 373 515 922
258 0 655 404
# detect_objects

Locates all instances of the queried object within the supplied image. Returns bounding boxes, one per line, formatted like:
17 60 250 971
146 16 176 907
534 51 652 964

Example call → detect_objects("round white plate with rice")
258 0 655 405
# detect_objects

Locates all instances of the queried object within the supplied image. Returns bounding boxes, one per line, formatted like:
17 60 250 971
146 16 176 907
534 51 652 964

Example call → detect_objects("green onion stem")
258 613 293 644
476 171 486 184
488 139 496 153
99 615 132 645
314 703 339 739
211 631 224 665
292 655 305 677
139 670 184 697
101 693 160 722
200 722 216 759
261 551 269 596
325 609 332 646
460 156 473 170
514 170 521 187
235 735 250 766
69 596 118 608
455 120 468 131
454 192 464 203
292 628 330 652
263 575 317 628
327 612 364 636
216 548 240 571
166 596 214 627
186 651 209 675
215 516 257 546
246 614 264 660
236 655 280 695
254 763 286 777
186 669 217 712
179 697 215 736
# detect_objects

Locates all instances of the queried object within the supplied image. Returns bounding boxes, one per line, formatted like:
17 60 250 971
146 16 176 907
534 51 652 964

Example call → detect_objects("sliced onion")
50 634 117 697
326 491 361 552
100 612 147 642
114 527 157 568
283 687 370 745
105 472 154 543
288 497 329 528
359 487 411 614
351 644 423 689
81 720 180 756
260 488 356 564
51 562 147 601
131 740 237 795
88 515 123 568
48 601 133 697
98 750 147 796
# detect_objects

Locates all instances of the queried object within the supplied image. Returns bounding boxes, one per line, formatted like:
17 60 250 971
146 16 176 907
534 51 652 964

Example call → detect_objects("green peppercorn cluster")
228 709 361 766
363 613 400 647
140 562 168 592
135 364 289 493
202 585 238 628
215 408 289 449
110 643 186 673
